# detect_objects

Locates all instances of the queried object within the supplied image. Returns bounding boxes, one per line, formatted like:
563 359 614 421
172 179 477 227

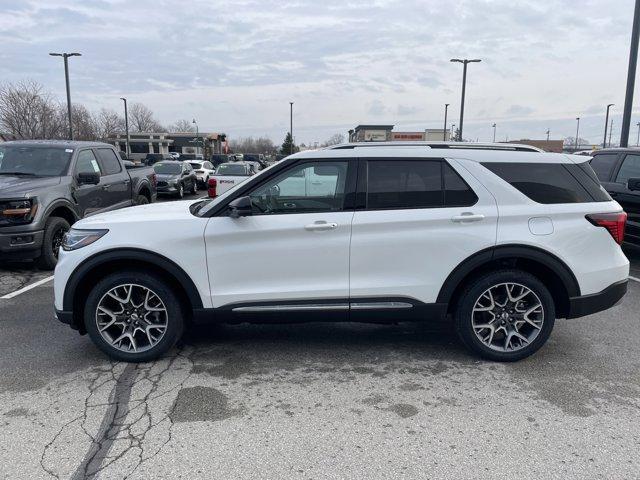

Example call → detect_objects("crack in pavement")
40 348 195 480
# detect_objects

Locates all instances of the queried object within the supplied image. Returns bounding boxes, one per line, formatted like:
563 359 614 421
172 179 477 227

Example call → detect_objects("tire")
191 180 198 194
135 194 149 205
454 269 555 362
84 270 184 362
36 216 70 270
177 183 184 199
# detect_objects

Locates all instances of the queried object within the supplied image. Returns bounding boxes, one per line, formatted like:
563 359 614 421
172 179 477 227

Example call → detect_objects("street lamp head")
49 52 62 57
450 58 463 63
192 119 197 124
68 53 82 57
120 97 126 101
492 123 496 127
608 103 615 108
469 59 482 63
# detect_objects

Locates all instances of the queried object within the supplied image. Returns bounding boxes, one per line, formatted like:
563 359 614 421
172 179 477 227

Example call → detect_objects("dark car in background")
0 140 157 268
243 153 267 169
145 153 173 166
153 161 198 198
590 148 640 247
210 153 230 168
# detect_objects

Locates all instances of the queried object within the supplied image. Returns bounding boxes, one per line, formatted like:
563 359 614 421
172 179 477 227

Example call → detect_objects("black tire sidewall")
84 271 184 362
177 183 184 198
136 195 149 205
37 217 70 270
455 269 555 362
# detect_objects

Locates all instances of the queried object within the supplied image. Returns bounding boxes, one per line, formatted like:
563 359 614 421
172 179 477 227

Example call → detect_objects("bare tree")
66 103 98 141
129 102 164 133
229 136 277 154
168 119 195 133
95 108 125 140
321 133 345 147
0 80 64 139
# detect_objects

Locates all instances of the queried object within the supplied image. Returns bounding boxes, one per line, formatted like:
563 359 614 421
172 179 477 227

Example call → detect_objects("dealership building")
348 125 450 142
108 132 226 161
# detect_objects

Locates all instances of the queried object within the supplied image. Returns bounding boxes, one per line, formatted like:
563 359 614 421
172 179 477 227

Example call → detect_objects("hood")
155 173 180 181
74 199 201 228
0 175 61 197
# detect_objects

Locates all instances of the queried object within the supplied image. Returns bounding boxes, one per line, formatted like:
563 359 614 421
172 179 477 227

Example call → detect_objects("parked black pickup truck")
0 140 157 268
590 148 640 247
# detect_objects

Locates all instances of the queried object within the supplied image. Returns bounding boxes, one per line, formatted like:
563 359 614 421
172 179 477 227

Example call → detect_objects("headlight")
0 198 38 224
62 229 108 251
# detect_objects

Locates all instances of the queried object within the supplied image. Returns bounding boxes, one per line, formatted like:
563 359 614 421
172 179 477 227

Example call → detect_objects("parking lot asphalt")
0 247 638 479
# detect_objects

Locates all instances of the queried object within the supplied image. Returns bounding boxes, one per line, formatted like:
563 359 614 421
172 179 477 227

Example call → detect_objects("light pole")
289 102 294 154
492 123 497 142
603 104 614 148
546 129 550 141
450 58 481 141
192 119 199 155
120 98 130 157
575 117 581 151
49 52 81 140
443 103 449 141
637 122 640 146
609 119 614 147
621 0 640 147
451 124 456 141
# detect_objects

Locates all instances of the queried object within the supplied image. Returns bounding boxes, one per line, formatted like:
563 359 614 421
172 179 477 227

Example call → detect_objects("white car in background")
188 160 216 187
209 161 258 196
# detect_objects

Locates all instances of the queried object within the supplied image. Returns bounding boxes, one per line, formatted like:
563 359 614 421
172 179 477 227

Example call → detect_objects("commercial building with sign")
349 125 450 142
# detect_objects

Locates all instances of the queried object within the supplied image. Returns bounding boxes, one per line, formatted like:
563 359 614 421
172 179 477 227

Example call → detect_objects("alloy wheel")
95 283 168 353
471 282 544 352
52 227 66 259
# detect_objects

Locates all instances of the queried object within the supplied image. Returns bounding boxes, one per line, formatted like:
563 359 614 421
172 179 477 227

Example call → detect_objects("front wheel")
191 180 197 194
84 271 184 362
177 183 184 199
454 269 555 362
37 216 70 270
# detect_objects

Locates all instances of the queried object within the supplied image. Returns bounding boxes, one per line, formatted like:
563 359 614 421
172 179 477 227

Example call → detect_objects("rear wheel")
454 269 555 362
191 179 197 194
84 270 184 362
37 217 70 270
135 194 149 205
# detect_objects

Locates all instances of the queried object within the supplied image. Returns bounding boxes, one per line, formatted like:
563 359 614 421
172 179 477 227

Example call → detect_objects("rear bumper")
0 229 44 260
567 279 628 319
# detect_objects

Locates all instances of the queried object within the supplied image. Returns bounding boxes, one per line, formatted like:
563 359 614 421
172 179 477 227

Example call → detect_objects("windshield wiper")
0 171 37 176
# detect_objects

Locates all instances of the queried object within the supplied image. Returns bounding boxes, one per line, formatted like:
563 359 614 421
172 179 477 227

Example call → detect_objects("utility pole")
120 98 130 157
621 0 640 147
192 119 199 155
289 102 294 154
492 123 497 142
603 104 614 148
49 52 82 140
609 119 614 147
443 104 449 141
450 58 481 141
575 117 580 151
546 129 550 141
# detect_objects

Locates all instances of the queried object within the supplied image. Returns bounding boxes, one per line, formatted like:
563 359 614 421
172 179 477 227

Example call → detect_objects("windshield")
0 146 73 176
215 163 248 176
244 154 260 162
189 162 203 169
153 163 181 174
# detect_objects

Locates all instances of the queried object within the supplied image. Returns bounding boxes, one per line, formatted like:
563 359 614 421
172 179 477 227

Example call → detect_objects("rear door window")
590 153 618 181
482 162 611 203
366 160 442 209
443 162 478 206
616 154 640 185
95 148 122 175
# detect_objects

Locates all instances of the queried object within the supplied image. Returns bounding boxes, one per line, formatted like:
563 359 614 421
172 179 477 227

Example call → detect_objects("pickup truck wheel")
84 271 184 362
454 269 555 362
135 194 149 205
36 217 70 270
177 183 184 198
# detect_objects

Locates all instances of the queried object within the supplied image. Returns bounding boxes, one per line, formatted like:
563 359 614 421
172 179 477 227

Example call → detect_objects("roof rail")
328 141 543 153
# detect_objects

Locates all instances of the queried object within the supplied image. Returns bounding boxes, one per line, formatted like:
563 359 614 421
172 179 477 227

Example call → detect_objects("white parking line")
630 276 640 283
1 275 54 299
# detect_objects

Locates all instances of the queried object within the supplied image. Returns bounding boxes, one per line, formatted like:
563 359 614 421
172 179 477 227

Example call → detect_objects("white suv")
54 142 630 362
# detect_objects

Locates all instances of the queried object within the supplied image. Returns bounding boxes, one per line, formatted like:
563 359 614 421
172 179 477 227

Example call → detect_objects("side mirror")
228 196 252 218
627 177 640 192
77 171 100 185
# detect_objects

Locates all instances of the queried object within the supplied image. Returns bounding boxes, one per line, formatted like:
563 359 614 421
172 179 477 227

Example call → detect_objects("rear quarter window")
482 162 611 204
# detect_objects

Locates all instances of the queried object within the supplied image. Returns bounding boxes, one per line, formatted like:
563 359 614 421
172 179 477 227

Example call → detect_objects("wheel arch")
43 200 79 226
437 245 580 319
63 248 203 332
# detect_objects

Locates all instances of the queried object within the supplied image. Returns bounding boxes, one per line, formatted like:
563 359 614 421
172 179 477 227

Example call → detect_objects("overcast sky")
0 0 638 145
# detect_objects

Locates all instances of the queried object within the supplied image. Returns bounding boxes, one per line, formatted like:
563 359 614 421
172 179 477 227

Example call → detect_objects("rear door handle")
451 212 485 223
305 221 338 231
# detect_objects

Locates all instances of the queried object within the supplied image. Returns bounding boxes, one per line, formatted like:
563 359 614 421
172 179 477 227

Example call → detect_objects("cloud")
505 105 535 116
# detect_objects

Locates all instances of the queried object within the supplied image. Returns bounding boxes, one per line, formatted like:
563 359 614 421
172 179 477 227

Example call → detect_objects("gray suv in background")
0 140 157 269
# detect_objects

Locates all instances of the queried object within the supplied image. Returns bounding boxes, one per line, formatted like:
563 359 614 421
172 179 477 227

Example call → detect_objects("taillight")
586 212 627 245
208 178 217 198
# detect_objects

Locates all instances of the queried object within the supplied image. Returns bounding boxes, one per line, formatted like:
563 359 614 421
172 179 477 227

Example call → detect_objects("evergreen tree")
280 132 298 154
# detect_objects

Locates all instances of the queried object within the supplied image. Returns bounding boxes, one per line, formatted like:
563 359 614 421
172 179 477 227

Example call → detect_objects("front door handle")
305 221 338 231
451 212 485 223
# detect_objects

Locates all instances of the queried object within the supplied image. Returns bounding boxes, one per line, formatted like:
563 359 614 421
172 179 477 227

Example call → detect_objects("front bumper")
0 229 44 260
567 279 628 318
54 308 79 330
